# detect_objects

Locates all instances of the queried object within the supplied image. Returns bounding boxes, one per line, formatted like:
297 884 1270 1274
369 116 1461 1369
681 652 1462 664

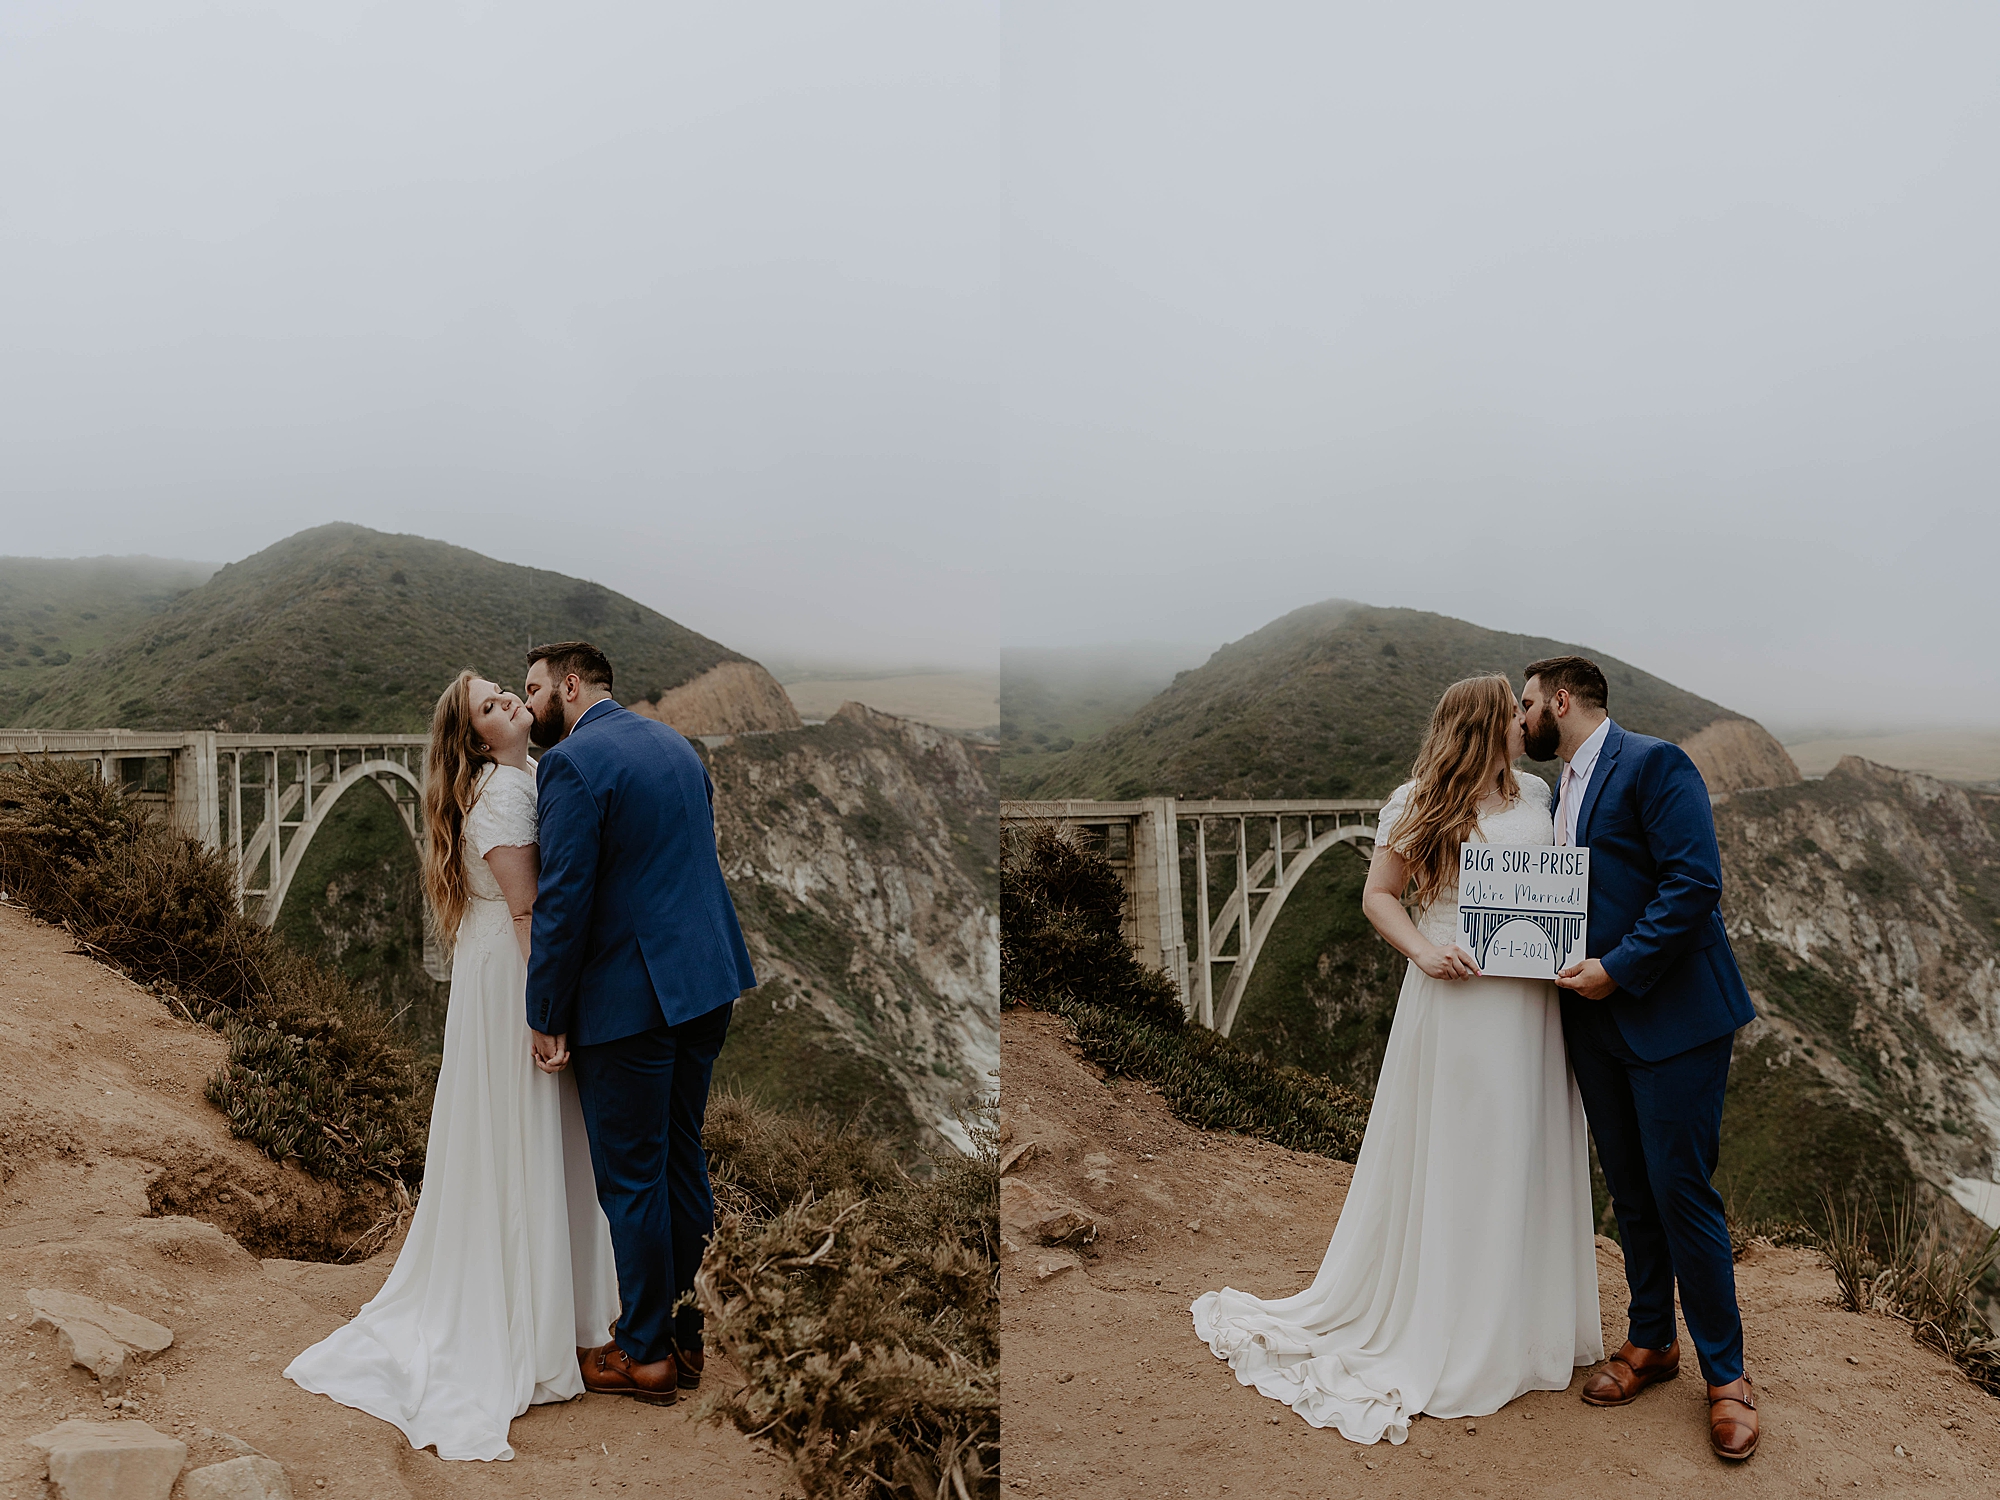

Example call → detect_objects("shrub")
696 1096 999 1500
1815 1187 2000 1395
1000 822 1181 1025
1002 821 1371 1161
0 757 431 1187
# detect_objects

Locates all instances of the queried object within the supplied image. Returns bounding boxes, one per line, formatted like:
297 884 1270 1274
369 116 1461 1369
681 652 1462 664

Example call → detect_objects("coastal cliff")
706 703 999 1148
1712 757 2000 1229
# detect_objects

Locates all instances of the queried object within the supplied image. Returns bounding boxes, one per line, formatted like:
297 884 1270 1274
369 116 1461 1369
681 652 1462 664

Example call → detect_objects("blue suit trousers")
1563 996 1743 1385
571 1001 734 1364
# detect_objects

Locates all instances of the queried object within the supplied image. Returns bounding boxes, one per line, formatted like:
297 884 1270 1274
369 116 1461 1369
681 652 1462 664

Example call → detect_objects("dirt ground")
999 1006 2000 1499
0 898 788 1499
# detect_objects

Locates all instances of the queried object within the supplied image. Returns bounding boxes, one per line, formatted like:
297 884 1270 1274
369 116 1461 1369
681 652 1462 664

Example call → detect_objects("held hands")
1414 942 1479 982
530 1029 570 1074
1555 957 1617 999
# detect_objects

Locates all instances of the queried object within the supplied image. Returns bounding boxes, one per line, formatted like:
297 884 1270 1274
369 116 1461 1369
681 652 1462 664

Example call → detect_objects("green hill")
0 556 216 724
1011 599 1751 801
8 523 744 733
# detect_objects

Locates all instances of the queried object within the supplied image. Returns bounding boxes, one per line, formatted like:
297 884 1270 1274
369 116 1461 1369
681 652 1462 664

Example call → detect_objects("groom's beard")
1522 710 1561 762
528 698 568 749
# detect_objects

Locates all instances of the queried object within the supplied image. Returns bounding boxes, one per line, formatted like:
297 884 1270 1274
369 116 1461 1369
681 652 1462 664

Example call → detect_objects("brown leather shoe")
1708 1375 1758 1461
674 1341 704 1391
1581 1339 1681 1406
578 1341 679 1405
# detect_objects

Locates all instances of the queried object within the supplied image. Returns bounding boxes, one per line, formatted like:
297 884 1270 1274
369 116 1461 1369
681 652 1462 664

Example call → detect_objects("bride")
1191 674 1602 1444
286 672 620 1461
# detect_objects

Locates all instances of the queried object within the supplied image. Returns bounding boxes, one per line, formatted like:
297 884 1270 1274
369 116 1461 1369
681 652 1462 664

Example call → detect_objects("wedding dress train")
286 762 621 1461
1191 774 1602 1444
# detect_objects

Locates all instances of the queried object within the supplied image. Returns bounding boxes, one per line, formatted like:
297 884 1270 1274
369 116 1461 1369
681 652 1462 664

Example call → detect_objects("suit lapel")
1574 721 1622 848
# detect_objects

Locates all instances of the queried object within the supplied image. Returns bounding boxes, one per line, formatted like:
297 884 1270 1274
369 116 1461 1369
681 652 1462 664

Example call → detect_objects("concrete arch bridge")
0 730 443 976
1001 796 1384 1035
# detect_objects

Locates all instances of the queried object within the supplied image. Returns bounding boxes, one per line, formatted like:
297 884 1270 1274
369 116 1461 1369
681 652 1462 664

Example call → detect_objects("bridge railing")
0 731 442 975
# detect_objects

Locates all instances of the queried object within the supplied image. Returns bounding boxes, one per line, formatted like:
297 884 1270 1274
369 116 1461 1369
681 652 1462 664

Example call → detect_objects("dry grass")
1816 1187 2000 1394
695 1094 999 1500
0 757 433 1186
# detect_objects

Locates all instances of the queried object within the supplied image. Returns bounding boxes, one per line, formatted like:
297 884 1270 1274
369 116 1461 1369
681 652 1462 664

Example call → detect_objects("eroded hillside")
707 703 999 1149
1713 758 2000 1227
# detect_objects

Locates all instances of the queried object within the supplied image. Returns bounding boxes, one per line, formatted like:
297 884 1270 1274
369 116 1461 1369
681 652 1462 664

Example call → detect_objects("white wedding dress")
1191 773 1601 1445
286 762 621 1461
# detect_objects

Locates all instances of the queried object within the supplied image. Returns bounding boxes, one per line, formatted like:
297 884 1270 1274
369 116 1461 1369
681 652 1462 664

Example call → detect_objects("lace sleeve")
1374 781 1414 852
463 765 539 858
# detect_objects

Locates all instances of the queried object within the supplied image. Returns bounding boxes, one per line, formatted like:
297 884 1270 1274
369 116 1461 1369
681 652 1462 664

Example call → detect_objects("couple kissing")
1193 656 1760 1464
285 641 758 1461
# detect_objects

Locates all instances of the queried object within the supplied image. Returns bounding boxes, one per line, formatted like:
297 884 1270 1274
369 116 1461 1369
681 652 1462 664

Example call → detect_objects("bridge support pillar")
172 732 221 850
1126 799 1187 1003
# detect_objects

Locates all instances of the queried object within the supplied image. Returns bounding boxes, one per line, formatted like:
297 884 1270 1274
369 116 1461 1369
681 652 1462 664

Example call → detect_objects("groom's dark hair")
1523 655 1607 710
527 640 614 692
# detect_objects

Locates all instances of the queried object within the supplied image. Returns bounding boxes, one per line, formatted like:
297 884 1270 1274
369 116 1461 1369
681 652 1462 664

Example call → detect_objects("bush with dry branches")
695 1095 999 1500
0 757 432 1187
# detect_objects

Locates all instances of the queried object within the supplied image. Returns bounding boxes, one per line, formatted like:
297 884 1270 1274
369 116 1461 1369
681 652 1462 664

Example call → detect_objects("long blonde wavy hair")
422 669 492 951
1384 674 1521 911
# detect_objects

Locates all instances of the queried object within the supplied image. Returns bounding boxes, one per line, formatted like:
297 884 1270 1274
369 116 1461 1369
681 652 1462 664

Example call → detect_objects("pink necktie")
1558 763 1576 847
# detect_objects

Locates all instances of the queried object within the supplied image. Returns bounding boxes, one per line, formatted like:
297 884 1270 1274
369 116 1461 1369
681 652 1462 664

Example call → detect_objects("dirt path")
0 898 787 1499
999 1006 2000 1498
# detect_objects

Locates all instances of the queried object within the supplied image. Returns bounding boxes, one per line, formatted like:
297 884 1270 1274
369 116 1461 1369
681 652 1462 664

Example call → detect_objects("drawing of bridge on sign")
0 730 442 976
1000 797 1383 1035
1461 909 1586 971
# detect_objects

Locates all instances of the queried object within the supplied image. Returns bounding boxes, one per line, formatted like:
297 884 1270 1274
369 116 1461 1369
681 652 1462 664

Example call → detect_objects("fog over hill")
6 524 797 735
0 556 216 723
1009 599 1799 802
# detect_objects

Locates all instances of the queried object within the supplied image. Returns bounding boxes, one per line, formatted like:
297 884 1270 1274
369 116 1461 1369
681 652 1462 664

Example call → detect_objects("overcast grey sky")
998 4 2000 732
0 2 998 669
6 6 1996 723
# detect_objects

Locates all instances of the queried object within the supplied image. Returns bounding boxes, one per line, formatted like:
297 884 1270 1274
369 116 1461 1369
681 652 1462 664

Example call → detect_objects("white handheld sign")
1456 843 1590 979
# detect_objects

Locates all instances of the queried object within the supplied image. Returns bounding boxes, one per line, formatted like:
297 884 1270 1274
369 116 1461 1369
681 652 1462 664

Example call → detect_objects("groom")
523 640 759 1404
1519 656 1761 1463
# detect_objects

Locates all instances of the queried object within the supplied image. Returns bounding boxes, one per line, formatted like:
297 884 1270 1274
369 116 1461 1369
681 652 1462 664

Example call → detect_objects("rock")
182 1455 296 1500
1034 1251 1079 1280
26 1419 187 1500
26 1290 173 1395
997 1140 1042 1175
198 1429 267 1456
1033 1211 1097 1248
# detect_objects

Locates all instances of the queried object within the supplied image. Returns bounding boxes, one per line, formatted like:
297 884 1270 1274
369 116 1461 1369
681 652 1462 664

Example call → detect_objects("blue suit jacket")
526 699 758 1047
1572 720 1757 1061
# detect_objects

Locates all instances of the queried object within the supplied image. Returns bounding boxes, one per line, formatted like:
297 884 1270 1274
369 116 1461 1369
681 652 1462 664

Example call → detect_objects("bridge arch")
252 758 426 927
997 797 1384 1033
1204 819 1377 1037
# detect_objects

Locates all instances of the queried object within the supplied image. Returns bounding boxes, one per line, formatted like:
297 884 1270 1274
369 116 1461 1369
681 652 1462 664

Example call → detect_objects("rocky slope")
8 523 794 736
634 659 802 736
1000 1006 2000 1497
1711 757 2000 1229
0 899 785 1500
706 704 999 1150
